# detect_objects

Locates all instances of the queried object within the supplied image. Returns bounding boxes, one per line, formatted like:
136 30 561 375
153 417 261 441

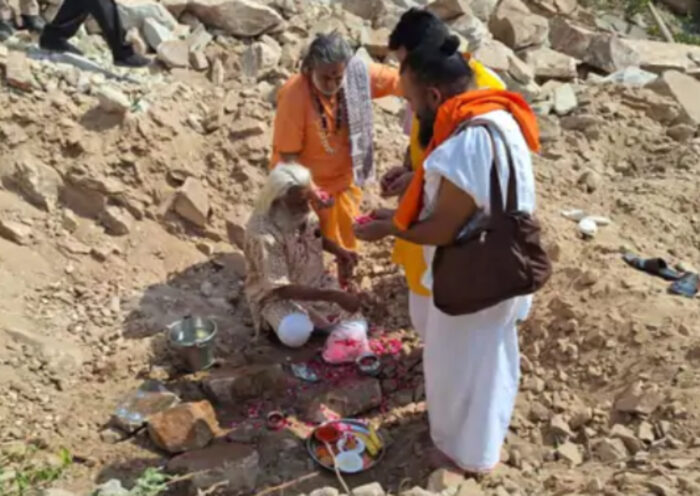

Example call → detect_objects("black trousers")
42 0 133 59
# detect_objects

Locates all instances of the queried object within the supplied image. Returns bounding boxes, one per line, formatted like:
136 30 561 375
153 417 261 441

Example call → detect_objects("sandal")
668 273 699 298
622 253 683 281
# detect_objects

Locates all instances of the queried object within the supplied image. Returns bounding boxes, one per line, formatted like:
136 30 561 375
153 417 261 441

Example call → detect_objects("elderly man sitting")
244 163 362 348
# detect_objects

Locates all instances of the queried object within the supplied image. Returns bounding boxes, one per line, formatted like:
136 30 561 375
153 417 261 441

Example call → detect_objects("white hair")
255 163 313 215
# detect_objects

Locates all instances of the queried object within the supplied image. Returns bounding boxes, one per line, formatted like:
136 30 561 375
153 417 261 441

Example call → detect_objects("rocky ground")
1 0 700 495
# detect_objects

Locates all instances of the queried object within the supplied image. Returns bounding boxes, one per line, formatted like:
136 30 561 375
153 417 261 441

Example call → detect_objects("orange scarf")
394 89 541 231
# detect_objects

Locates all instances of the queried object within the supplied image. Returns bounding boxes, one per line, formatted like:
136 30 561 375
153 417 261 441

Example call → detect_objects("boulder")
101 206 133 236
240 38 282 79
557 441 583 466
553 83 577 115
472 39 513 72
174 177 209 227
143 18 175 50
304 378 382 423
203 364 287 403
161 0 190 18
229 118 268 140
489 0 549 50
587 34 640 74
210 58 225 85
469 0 498 22
507 53 535 84
190 51 209 71
340 0 385 22
523 46 577 80
426 0 470 21
549 16 594 61
610 424 644 454
6 156 63 211
0 220 32 245
660 0 695 15
157 39 190 68
602 67 658 87
427 469 465 492
353 483 385 496
117 0 178 31
167 443 260 493
647 70 700 125
362 27 392 59
5 51 34 92
594 438 628 463
96 86 131 114
147 401 220 453
449 13 491 51
188 0 283 37
187 23 213 52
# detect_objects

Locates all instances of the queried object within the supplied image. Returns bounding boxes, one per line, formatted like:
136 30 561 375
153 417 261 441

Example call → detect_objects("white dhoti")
416 110 537 471
423 299 522 471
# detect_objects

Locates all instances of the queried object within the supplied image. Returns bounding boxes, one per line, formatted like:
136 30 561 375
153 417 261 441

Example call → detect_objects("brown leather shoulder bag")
431 120 552 316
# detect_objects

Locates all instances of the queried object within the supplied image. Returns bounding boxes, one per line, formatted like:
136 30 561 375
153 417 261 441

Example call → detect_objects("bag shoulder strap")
450 119 519 215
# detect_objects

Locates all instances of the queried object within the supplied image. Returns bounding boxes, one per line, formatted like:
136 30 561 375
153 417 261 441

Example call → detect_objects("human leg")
262 301 314 348
19 0 44 32
423 301 521 472
408 291 429 340
0 0 14 40
40 0 86 54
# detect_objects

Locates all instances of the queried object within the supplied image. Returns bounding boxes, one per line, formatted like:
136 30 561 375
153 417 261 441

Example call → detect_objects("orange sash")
393 89 541 231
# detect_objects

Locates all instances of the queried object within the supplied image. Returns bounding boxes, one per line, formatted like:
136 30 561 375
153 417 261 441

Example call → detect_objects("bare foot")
426 447 488 481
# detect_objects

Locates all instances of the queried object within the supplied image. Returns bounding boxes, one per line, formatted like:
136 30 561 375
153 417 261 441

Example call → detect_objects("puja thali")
306 419 385 474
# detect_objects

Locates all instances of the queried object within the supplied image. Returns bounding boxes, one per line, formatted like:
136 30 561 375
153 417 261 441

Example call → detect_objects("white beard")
271 205 310 232
312 72 342 97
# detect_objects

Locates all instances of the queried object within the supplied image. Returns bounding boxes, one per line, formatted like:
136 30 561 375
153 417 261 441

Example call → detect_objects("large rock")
187 23 213 52
117 0 178 31
174 177 209 227
614 381 663 415
362 27 392 59
587 34 640 74
147 401 220 453
96 86 131 114
143 18 175 50
6 156 63 211
470 0 498 22
5 51 34 91
489 0 549 50
240 38 282 79
101 206 133 236
472 39 513 72
549 16 594 61
602 67 658 87
426 0 470 21
340 0 385 22
167 443 260 494
620 38 700 73
553 83 577 115
304 378 382 423
188 0 283 37
594 438 628 463
549 17 639 73
449 13 491 51
523 46 577 80
0 220 32 245
157 39 190 68
161 0 190 17
203 364 287 403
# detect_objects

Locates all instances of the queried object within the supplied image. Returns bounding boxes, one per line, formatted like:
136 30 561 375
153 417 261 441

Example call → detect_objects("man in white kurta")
418 110 535 472
354 40 540 473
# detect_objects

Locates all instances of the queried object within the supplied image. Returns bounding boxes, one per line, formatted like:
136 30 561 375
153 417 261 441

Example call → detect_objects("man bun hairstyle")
439 34 461 56
401 41 473 91
388 7 449 52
